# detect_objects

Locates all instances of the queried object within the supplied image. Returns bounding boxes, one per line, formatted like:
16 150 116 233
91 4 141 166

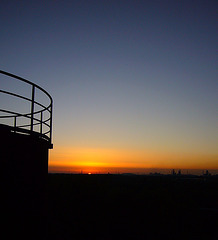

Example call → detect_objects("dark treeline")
48 174 218 240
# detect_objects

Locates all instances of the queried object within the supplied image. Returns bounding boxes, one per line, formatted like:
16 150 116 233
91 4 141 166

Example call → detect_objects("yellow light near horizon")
49 146 218 172
50 146 155 169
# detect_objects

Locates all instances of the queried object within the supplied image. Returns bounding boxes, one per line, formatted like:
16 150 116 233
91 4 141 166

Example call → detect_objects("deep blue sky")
1 0 217 170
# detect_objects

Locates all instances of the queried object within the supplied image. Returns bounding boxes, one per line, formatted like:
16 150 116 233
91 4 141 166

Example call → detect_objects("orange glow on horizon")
49 146 218 173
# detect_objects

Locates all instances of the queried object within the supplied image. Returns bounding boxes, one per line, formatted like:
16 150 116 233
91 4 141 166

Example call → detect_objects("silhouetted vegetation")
48 174 218 240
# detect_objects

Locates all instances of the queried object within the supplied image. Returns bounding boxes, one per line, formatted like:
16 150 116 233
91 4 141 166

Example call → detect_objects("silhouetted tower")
204 170 211 176
0 70 53 239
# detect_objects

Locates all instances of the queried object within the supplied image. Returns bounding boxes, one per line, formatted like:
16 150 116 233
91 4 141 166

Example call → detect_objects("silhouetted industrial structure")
0 70 53 239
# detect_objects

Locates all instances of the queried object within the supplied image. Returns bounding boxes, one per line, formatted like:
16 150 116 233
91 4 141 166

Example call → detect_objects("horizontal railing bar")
42 117 50 124
0 70 53 103
0 109 46 124
43 129 51 135
0 89 32 102
0 117 51 142
16 122 50 134
0 109 51 127
0 108 51 119
33 100 52 112
0 109 23 117
17 122 40 128
19 106 52 117
0 90 51 113
42 121 50 128
1 124 50 142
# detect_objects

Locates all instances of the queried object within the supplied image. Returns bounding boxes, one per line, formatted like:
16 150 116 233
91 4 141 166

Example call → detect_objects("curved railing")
0 70 53 147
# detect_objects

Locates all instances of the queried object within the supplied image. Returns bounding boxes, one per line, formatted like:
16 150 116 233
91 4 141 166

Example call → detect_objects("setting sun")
48 145 218 174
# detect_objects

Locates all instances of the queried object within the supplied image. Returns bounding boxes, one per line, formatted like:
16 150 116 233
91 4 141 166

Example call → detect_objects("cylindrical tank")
0 71 53 239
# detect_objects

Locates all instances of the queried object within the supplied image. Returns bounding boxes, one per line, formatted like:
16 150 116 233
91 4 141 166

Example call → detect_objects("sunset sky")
1 0 217 174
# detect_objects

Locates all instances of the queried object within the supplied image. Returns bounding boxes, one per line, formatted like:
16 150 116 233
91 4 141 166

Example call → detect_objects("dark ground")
48 174 218 240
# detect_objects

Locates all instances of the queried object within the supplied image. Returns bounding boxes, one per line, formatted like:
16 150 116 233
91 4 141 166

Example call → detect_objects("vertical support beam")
14 116 17 132
30 85 35 132
40 111 43 134
49 101 53 144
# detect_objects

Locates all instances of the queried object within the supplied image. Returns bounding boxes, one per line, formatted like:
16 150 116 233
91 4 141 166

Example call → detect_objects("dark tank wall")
1 124 49 239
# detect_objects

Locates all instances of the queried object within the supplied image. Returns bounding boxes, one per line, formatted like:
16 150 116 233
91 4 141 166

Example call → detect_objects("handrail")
0 70 53 101
0 89 52 112
0 70 53 147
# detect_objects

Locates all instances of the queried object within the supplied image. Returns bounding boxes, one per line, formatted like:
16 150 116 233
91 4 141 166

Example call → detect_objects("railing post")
49 102 53 144
30 85 35 132
14 116 17 132
40 111 43 134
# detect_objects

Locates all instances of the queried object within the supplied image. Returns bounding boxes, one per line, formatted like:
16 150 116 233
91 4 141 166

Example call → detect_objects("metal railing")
0 70 53 147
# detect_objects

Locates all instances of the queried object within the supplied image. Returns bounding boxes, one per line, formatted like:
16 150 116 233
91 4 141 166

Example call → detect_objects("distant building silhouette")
203 170 211 176
171 169 182 176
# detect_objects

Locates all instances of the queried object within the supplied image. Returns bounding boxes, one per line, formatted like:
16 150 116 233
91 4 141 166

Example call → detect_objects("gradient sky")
1 0 217 173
